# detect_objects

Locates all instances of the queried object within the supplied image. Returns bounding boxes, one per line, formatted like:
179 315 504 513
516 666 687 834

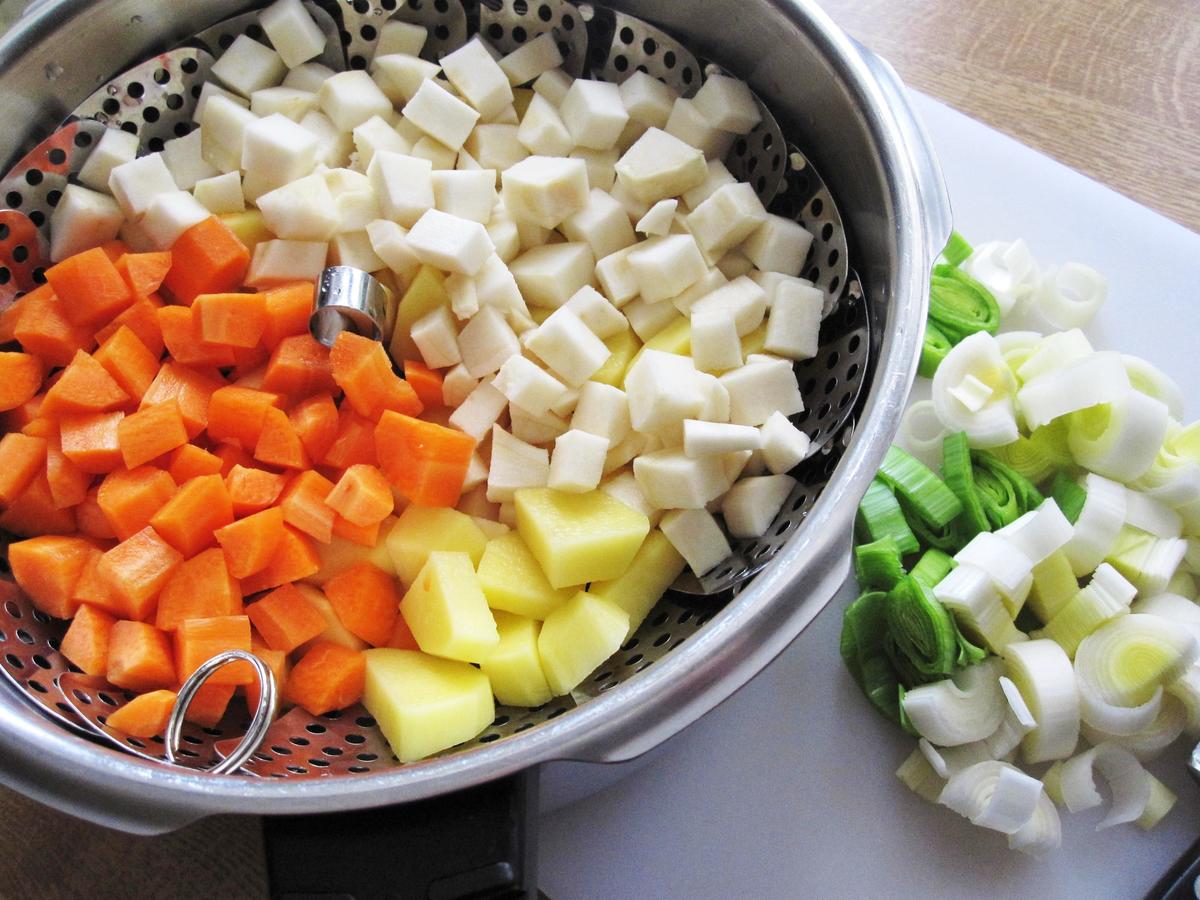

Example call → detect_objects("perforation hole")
181 57 199 75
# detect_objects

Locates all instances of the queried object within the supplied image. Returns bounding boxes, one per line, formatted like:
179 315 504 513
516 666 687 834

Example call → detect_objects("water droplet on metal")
43 63 63 81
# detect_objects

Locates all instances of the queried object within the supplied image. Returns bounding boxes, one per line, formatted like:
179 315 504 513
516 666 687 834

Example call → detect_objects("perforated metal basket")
0 0 949 834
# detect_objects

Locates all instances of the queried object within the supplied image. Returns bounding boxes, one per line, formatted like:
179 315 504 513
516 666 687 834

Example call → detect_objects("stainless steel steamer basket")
0 0 950 835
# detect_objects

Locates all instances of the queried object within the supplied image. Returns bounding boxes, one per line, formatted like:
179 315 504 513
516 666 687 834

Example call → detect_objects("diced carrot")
76 487 117 540
45 431 90 509
282 640 365 715
106 620 176 692
39 350 129 418
0 473 76 536
323 562 399 647
232 365 267 391
0 352 44 412
322 405 377 469
254 405 310 470
214 507 286 578
246 582 328 653
59 410 125 474
375 412 475 507
8 535 94 618
59 603 117 676
118 401 188 470
192 291 267 349
155 547 243 632
239 525 321 595
224 464 287 516
21 416 54 439
216 444 258 477
278 468 335 543
2 393 44 433
114 251 172 299
141 362 226 440
71 548 126 619
331 513 381 547
386 614 420 651
44 246 133 328
289 393 339 463
98 527 184 621
97 466 177 541
157 305 237 369
330 331 423 422
0 294 28 343
95 295 165 358
98 239 131 262
93 326 159 402
262 334 335 400
13 288 94 367
163 217 251 306
403 359 444 409
325 464 394 527
231 344 271 381
104 688 176 737
167 443 223 484
182 682 237 727
149 472 235 559
245 641 288 712
175 615 254 685
260 282 315 349
0 432 47 505
207 386 285 450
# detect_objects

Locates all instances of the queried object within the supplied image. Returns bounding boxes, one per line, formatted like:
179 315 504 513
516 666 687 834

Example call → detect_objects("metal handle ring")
311 266 396 348
166 650 278 775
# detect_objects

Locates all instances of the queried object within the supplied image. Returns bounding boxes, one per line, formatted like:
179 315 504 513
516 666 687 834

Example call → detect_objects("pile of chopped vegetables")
843 233 1199 855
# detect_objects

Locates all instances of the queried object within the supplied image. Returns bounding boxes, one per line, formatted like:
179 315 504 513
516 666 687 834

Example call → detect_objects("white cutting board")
537 94 1200 899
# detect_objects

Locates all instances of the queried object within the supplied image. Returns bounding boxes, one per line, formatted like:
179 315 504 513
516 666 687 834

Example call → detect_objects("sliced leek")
840 590 903 726
927 264 1001 344
1123 354 1186 421
1057 743 1150 829
856 479 920 556
1026 550 1082 624
1023 263 1108 332
931 332 1020 449
919 319 953 379
1106 526 1188 596
896 746 946 804
938 760 1042 835
1008 790 1063 856
1049 471 1088 525
853 537 905 591
1016 350 1131 432
1016 329 1095 384
1062 473 1128 576
972 451 1044 531
996 330 1044 380
1067 390 1170 483
1136 773 1177 831
1132 422 1200 509
919 737 993 779
1004 639 1080 764
910 548 957 589
953 532 1034 614
939 230 974 268
884 576 959 683
1080 693 1186 762
1167 663 1200 737
941 431 989 538
933 564 1027 653
1034 563 1136 658
877 446 963 529
996 499 1073 566
961 239 1039 318
1125 488 1184 539
896 400 950 472
901 657 1007 746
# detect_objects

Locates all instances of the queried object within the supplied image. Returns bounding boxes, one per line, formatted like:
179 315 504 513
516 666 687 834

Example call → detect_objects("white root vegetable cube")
682 158 737 209
599 471 660 525
410 305 462 369
449 378 508 439
548 430 610 493
402 79 481 151
660 508 732 575
352 115 412 171
498 32 564 86
242 113 320 190
442 364 478 407
533 68 573 105
458 306 521 377
432 169 498 224
765 278 823 360
719 358 805 426
560 79 629 151
466 124 528 171
161 131 218 192
691 74 762 135
743 214 814 277
371 53 440 105
211 35 286 97
696 372 732 424
571 381 631 444
510 404 569 445
538 591 629 696
517 92 574 157
324 167 381 232
759 410 811 474
48 185 124 262
623 297 682 342
446 272 479 319
525 309 611 387
604 432 654 475
486 203 521 262
368 151 434 228
682 420 763 457
251 86 318 122
246 238 328 287
193 81 249 123
690 276 768 337
107 153 178 220
410 136 458 171
611 179 654 227
721 474 795 539
441 38 514 120
636 199 677 237
489 426 551 503
670 268 727 315
690 307 742 372
377 20 427 58
687 182 768 257
633 449 729 510
494 355 569 416
257 171 339 240
284 62 337 92
716 249 755 280
259 0 327 68
141 191 211 250
509 242 594 308
319 70 392 132
626 234 707 303
366 219 420 282
665 98 735 159
473 253 528 319
561 189 636 260
200 95 259 173
328 229 383 271
615 128 707 204
193 171 245 215
500 155 589 229
569 147 618 193
594 246 639 307
624 349 705 440
300 110 353 167
563 286 626 339
77 128 138 194
405 209 495 276
619 71 678 129
480 612 554 707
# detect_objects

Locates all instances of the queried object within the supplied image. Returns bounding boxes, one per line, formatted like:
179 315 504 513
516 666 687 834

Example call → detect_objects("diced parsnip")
77 128 138 194
765 278 823 360
682 159 737 209
251 86 319 121
366 219 421 283
448 378 508 440
670 267 728 316
241 113 320 196
690 307 742 372
720 358 805 426
371 53 440 105
494 355 570 417
660 508 732 575
510 403 569 446
440 37 514 120
473 253 528 320
716 249 756 280
561 188 637 260
489 427 551 503
476 531 573 619
683 420 762 458
636 199 677 237
48 185 124 263
619 71 678 130
571 382 631 445
402 79 480 151
352 115 412 171
569 147 618 193
446 272 480 319
624 297 684 343
325 167 381 232
548 430 610 494
442 364 479 407
257 171 339 241
624 349 705 440
687 182 769 257
538 591 629 696
599 471 660 526
246 238 328 287
366 151 432 228
500 155 589 229
432 169 498 224
480 612 554 706
161 130 218 192
141 191 211 250
532 67 573 105
509 242 595 308
107 153 177 221
284 62 337 92
386 505 488 584
319 70 392 132
466 124 529 171
615 127 706 204
517 92 574 157
363 648 494 763
633 449 729 510
211 35 286 98
376 20 427 58
690 276 768 336
594 246 640 307
563 286 627 339
300 110 353 167
665 98 734 160
193 172 245 217
625 234 707 303
485 203 521 262
759 410 811 474
499 33 564 86
560 79 629 151
590 530 685 638
458 306 522 377
742 214 814 277
405 208 494 276
721 474 796 539
696 371 732 424
199 95 259 173
525 309 611 387
258 0 327 68
603 431 654 476
691 74 762 135
411 136 458 170
410 305 462 369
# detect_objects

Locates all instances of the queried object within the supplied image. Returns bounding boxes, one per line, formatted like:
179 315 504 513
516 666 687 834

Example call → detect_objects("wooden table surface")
1 2 1197 898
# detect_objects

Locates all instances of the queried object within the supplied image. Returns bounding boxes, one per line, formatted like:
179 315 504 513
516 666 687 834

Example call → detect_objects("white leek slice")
1015 329 1094 385
1133 421 1200 508
918 678 1035 776
1186 537 1200 572
1125 489 1184 539
1131 593 1200 644
947 374 993 413
953 532 1034 614
961 239 1039 317
995 330 1044 380
919 737 992 779
1167 572 1198 601
1035 563 1136 657
1124 354 1186 420
938 760 1042 835
1066 390 1170 483
1004 639 1080 763
1167 663 1200 737
934 565 1027 653
1107 527 1188 596
1136 773 1178 830
1008 790 1062 856
931 332 1019 449
996 499 1073 566
1080 692 1186 762
896 746 945 804
895 400 949 472
1062 473 1128 576
901 657 1007 747
1023 262 1108 331
1016 350 1131 431
1057 743 1150 829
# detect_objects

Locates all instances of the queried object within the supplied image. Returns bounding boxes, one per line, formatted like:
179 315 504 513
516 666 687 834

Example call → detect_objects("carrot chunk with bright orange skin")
375 411 475 507
58 410 125 474
150 473 235 558
45 431 90 509
118 401 189 469
239 525 321 595
289 393 339 463
40 350 129 418
44 246 134 327
59 602 117 676
93 325 159 402
403 359 444 409
259 282 315 349
98 527 184 621
157 305 237 369
254 406 310 470
97 466 177 541
207 386 285 450
0 473 76 536
0 432 47 505
13 288 94 367
163 217 251 306
322 406 378 468
325 464 394 527
278 469 336 543
104 688 176 737
155 547 243 632
330 331 423 421
106 620 176 692
141 362 225 440
8 534 94 618
214 507 286 578
114 251 172 298
224 464 288 517
0 352 44 412
166 443 223 484
247 582 328 653
324 562 400 647
262 334 335 400
283 640 365 715
174 615 254 685
194 292 268 348
95 295 165 358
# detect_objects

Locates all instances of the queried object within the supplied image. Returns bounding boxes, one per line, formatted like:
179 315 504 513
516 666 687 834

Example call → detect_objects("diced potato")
514 487 650 589
476 531 574 619
537 591 629 696
589 530 685 639
389 265 450 361
400 551 499 662
480 612 554 707
363 649 495 762
295 585 368 654
386 505 489 585
590 326 641 388
219 209 274 252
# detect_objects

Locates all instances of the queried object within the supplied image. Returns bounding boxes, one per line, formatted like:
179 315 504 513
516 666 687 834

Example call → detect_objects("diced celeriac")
594 246 640 307
636 199 678 237
284 62 336 93
614 127 707 204
446 272 480 319
199 95 259 173
488 426 551 503
561 188 636 260
690 307 742 372
759 410 810 474
258 0 327 68
742 213 814 277
431 169 498 224
720 357 805 426
619 71 678 130
683 420 762 458
405 208 494 276
510 404 570 445
319 70 393 132
300 110 353 167
352 115 411 171
473 253 527 320
466 123 528 171
241 113 320 195
246 238 328 287
410 305 462 369
560 79 629 151
623 297 682 342
448 378 508 440
626 234 707 303
571 382 631 445
329 230 385 271
371 54 440 105
682 158 737 209
525 309 611 386
562 286 627 339
160 131 219 192
671 268 728 315
660 508 732 575
366 219 421 282
517 92 573 157
501 155 589 228
686 182 768 257
107 153 178 220
256 171 339 241
498 32 563 86
76 128 138 194
690 276 768 336
211 35 286 98
509 243 594 308
721 474 796 538
440 38 514 121
376 20 427 58
48 185 124 262
403 79 481 151
665 97 735 159
458 305 522 377
532 67 573 105
442 364 478 407
250 86 319 121
548 430 610 493
411 135 459 170
141 191 210 250
624 349 706 440
690 74 762 135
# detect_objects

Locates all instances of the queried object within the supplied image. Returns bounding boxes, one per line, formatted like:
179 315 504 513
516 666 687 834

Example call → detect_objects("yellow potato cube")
294 585 368 654
480 611 554 707
219 208 274 253
477 531 574 619
590 325 641 388
389 264 450 361
363 649 495 762
538 591 629 696
400 551 499 662
308 516 398 586
386 505 489 585
740 319 769 357
589 530 686 639
643 316 691 355
514 488 650 589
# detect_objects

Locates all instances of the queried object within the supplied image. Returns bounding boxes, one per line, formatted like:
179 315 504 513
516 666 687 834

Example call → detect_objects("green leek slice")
854 536 905 590
928 264 1001 344
856 479 920 556
919 318 953 378
840 590 903 725
941 432 989 539
885 576 959 683
910 548 956 589
939 231 974 268
877 445 963 529
1049 471 1088 525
